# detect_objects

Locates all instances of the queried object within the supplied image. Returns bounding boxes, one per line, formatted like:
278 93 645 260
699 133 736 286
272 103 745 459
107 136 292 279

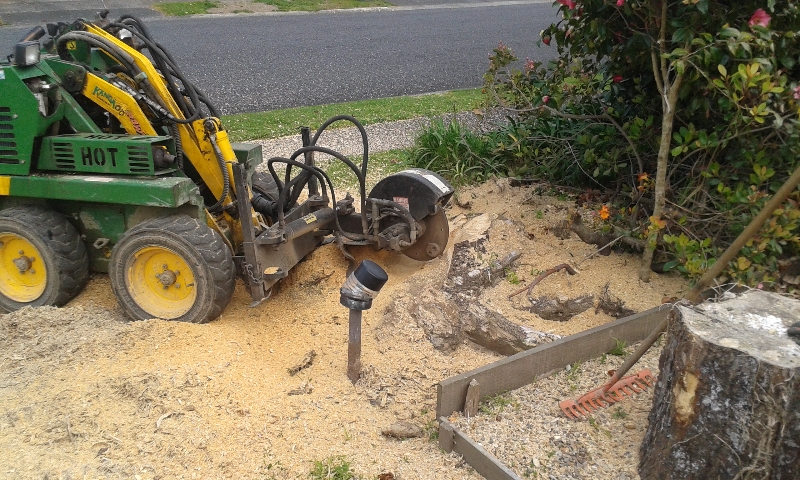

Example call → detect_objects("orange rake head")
559 369 655 419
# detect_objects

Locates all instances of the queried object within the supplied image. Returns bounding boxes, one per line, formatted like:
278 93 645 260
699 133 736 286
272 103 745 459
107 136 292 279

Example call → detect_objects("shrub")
480 0 800 290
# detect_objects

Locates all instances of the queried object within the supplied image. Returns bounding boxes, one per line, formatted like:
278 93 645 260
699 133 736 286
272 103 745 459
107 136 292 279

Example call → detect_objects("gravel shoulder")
250 109 510 158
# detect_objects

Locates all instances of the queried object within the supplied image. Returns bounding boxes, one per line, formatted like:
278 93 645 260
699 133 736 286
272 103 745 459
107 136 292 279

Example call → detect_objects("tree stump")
382 213 560 355
639 291 800 480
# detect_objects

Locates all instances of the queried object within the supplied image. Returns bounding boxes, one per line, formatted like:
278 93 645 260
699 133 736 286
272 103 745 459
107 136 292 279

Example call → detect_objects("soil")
0 178 688 479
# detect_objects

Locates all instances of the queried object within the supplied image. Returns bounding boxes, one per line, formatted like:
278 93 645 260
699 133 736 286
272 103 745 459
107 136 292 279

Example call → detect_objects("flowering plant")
484 0 800 289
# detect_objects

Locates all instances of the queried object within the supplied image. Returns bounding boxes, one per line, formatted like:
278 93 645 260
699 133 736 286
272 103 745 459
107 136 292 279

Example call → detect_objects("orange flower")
637 172 653 192
599 205 610 220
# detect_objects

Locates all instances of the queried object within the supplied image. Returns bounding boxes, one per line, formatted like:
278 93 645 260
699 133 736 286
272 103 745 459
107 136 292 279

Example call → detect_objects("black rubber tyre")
0 206 89 312
109 215 236 323
251 171 279 201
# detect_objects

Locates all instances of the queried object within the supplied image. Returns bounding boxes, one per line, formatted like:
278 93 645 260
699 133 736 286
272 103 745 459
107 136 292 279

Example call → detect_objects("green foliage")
153 1 219 16
261 459 289 480
608 338 627 357
565 362 582 391
255 0 390 12
478 391 518 415
612 407 629 420
420 409 439 441
309 456 359 480
524 459 548 478
479 0 800 291
224 89 483 141
505 268 521 285
408 118 501 186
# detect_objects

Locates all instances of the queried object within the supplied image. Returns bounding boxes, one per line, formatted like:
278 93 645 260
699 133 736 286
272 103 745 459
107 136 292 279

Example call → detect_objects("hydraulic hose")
206 124 232 213
307 115 371 235
113 15 200 120
265 158 333 227
283 146 364 211
55 30 167 119
117 15 220 118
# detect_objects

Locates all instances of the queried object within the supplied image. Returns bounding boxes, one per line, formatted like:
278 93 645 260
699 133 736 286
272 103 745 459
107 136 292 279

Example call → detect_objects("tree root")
508 263 578 299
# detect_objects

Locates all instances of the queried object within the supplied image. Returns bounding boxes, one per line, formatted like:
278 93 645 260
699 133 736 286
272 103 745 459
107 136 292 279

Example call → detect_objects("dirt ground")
0 178 688 479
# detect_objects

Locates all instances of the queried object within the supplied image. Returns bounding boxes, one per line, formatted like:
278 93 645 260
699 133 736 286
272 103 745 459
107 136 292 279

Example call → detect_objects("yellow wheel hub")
126 246 197 319
0 233 47 303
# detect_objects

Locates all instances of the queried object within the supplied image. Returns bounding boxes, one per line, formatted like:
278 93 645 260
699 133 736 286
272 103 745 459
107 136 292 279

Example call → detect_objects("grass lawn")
223 88 483 142
155 0 392 15
153 1 220 16
255 0 391 12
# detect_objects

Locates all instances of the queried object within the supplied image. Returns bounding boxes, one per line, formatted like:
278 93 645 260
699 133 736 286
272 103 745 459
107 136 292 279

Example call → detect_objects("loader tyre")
0 206 89 311
251 171 279 200
110 215 235 323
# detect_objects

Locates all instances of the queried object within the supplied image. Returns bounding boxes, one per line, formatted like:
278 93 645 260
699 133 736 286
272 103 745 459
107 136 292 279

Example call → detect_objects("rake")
559 320 664 419
559 368 656 419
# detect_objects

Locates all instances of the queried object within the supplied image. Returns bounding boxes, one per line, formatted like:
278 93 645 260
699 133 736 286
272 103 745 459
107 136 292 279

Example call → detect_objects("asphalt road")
0 3 559 114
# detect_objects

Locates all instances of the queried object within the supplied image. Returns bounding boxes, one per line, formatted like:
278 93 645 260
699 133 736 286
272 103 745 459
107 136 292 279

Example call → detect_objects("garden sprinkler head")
340 260 388 384
339 260 388 311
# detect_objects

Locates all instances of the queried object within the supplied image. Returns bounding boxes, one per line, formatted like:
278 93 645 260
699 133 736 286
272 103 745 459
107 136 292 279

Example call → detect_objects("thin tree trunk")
639 1 686 281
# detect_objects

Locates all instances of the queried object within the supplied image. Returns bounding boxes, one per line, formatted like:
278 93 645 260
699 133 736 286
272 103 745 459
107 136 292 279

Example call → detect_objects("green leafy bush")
409 118 500 186
476 0 800 290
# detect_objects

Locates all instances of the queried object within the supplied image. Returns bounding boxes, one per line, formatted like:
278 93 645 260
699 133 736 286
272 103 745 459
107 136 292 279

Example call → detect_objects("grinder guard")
369 169 454 261
369 169 454 221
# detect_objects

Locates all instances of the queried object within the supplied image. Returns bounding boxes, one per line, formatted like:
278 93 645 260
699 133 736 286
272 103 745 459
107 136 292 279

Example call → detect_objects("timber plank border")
438 417 521 480
436 304 671 419
435 304 672 479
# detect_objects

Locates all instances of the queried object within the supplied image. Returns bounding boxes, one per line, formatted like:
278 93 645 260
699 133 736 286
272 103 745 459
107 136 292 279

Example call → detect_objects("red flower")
542 95 550 104
524 58 537 72
748 9 771 28
616 0 624 6
542 35 551 45
557 0 577 10
613 75 623 83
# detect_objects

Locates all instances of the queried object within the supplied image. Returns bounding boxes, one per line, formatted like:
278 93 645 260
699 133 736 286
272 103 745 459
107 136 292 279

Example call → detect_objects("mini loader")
0 12 453 323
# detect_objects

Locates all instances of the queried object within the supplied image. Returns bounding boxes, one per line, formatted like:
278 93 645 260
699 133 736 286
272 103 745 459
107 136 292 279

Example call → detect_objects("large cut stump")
639 291 800 480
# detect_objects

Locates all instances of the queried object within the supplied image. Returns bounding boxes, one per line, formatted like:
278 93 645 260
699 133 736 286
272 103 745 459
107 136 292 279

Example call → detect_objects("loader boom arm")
60 22 238 211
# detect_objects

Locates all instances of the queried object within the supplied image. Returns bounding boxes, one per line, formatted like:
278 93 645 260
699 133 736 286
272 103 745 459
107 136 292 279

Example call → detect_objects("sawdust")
0 178 687 479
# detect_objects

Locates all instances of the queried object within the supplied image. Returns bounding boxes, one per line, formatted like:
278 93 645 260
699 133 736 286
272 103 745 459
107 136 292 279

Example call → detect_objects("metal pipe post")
301 126 319 196
347 308 362 384
339 260 388 385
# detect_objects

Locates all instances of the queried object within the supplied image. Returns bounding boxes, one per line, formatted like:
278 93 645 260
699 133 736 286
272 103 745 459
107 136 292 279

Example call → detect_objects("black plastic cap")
354 260 388 292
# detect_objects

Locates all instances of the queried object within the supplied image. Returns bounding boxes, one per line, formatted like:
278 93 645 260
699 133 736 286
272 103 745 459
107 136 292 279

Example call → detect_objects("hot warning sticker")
393 196 409 209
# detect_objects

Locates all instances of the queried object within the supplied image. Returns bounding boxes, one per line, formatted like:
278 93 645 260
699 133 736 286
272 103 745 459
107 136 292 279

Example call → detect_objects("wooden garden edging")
436 304 672 479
